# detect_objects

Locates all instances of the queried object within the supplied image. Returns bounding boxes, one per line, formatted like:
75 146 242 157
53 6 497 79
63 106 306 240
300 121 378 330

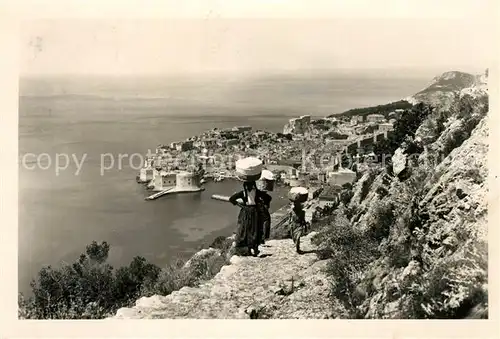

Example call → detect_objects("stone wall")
327 169 356 186
176 171 201 190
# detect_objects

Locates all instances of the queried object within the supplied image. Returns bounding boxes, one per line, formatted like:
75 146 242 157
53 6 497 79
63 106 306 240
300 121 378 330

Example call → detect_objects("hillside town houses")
139 109 396 194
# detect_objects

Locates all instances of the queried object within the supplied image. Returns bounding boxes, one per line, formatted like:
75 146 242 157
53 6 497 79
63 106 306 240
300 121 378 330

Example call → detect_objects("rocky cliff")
312 70 489 318
407 70 488 110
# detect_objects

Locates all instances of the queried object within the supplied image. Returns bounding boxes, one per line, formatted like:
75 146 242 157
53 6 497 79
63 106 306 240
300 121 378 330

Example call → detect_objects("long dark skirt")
235 205 262 250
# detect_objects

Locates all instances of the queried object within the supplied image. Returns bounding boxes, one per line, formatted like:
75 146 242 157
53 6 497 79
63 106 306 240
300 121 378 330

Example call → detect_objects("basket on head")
257 169 275 191
288 186 309 203
235 157 263 182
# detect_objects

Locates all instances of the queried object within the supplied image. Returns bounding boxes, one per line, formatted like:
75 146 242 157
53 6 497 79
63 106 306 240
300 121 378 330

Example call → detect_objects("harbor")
135 110 396 201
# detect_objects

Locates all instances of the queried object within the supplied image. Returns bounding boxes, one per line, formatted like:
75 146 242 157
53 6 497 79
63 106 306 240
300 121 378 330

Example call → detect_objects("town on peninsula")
136 105 403 201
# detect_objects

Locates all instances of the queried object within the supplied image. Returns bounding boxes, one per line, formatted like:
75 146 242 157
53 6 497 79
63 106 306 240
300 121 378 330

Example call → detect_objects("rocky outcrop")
419 116 488 244
283 115 311 135
109 232 335 319
357 114 488 319
410 70 488 109
392 148 407 176
183 248 222 268
331 69 488 318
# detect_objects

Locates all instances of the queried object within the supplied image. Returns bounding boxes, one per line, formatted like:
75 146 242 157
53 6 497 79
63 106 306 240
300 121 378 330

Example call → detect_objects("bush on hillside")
442 115 481 158
400 239 488 319
311 209 379 317
19 238 233 319
19 241 147 319
367 201 395 242
340 187 354 206
373 103 434 157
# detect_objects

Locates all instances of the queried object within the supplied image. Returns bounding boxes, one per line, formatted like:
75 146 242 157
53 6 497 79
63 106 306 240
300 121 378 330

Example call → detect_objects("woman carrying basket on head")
229 158 272 257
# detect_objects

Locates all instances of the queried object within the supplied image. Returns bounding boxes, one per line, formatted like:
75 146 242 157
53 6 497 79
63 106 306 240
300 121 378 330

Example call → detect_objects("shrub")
435 110 451 136
401 240 488 319
418 117 439 144
464 168 483 185
442 114 483 158
367 201 395 242
373 103 433 158
209 236 233 252
19 238 233 319
19 242 131 319
440 93 487 158
375 186 389 198
340 184 354 206
312 209 379 317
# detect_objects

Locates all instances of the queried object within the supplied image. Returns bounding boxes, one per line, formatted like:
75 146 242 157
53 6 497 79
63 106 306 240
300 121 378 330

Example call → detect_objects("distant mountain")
407 69 488 108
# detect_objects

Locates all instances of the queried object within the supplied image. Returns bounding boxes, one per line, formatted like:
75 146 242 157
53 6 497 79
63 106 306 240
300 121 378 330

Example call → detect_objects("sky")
18 0 496 76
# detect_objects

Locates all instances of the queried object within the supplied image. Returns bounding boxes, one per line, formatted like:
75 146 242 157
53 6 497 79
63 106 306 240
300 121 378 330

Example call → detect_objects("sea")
18 72 431 295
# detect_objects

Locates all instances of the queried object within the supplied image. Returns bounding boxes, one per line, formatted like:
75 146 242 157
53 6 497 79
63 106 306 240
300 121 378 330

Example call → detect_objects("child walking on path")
257 170 275 245
288 187 309 254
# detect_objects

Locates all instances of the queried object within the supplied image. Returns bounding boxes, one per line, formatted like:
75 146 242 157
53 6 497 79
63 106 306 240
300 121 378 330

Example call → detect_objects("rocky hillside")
110 70 489 319
312 70 489 318
407 70 488 109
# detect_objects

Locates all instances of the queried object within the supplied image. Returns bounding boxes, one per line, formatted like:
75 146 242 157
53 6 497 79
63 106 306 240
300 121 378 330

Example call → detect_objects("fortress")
145 170 204 200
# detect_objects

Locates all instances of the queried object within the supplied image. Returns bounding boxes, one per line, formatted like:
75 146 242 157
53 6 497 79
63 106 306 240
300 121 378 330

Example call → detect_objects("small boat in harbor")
213 175 224 182
213 170 226 182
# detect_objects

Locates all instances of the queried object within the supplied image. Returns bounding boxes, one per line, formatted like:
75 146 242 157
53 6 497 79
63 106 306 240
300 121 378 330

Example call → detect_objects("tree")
86 241 110 264
20 241 162 319
373 103 433 158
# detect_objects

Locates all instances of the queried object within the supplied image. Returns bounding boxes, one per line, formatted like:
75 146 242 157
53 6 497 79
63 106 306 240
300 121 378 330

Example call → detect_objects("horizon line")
19 66 486 79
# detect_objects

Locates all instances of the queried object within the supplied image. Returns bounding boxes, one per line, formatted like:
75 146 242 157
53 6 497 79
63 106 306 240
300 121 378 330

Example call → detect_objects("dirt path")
110 232 334 319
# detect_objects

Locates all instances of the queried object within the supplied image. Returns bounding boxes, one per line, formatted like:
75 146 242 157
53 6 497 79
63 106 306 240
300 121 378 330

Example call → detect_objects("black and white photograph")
1 0 497 331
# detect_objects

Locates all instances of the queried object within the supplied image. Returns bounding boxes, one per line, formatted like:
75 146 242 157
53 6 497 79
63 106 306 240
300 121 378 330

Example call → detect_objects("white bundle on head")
290 187 308 195
260 169 275 181
257 169 275 191
235 157 263 182
288 186 309 203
